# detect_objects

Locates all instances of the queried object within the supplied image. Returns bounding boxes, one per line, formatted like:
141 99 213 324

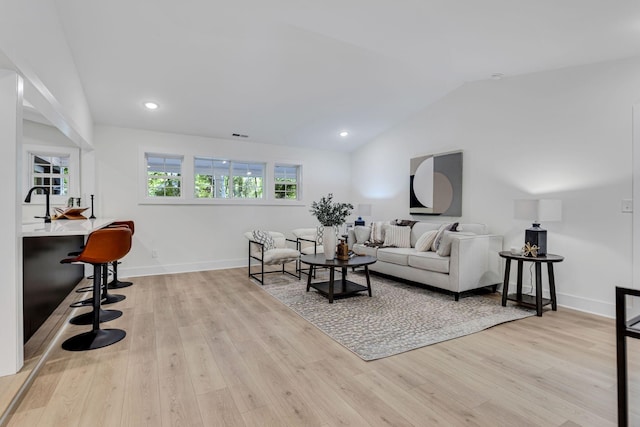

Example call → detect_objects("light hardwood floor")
3 267 639 426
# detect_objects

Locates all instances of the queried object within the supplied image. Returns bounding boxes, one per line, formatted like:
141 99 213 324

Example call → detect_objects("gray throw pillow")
252 230 275 250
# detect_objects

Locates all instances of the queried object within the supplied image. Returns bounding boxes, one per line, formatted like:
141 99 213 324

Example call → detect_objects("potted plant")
310 193 354 260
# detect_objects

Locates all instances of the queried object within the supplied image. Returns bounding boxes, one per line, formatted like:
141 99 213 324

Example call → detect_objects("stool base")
62 329 126 351
70 309 122 325
70 298 94 308
102 293 126 304
108 279 133 289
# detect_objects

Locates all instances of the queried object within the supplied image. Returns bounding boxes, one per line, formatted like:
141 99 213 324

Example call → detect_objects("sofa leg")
454 293 460 301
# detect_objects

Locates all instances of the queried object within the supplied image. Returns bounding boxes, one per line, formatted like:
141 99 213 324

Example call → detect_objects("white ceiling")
53 0 640 152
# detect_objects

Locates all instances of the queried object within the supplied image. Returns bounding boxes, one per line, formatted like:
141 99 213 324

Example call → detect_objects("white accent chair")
244 231 300 285
292 227 324 275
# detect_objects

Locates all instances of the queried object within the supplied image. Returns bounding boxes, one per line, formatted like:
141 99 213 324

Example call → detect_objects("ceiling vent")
232 133 249 138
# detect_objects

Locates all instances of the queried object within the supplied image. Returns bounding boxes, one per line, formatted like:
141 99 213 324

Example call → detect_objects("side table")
499 251 564 316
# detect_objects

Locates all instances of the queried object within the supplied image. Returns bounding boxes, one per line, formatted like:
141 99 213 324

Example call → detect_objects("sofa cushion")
352 243 378 257
408 251 450 274
262 248 300 263
300 245 323 255
377 248 414 266
383 225 411 248
415 230 438 252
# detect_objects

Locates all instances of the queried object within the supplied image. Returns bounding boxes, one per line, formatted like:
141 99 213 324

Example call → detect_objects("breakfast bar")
22 218 114 342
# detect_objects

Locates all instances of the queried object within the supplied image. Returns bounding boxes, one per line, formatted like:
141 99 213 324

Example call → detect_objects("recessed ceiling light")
144 101 159 110
339 131 349 137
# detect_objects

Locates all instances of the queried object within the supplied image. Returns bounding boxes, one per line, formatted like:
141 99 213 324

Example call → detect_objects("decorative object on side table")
522 242 539 258
89 194 96 219
514 198 562 256
310 193 353 260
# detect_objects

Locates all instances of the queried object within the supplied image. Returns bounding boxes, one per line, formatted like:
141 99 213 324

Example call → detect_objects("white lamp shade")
514 199 538 220
358 204 372 216
538 199 562 222
514 199 562 222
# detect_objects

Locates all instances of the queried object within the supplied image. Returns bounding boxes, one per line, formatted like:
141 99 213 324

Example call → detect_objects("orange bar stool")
106 220 135 289
61 227 132 351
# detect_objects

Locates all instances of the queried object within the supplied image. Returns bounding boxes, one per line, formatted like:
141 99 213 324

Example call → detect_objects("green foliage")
310 193 354 226
275 179 297 199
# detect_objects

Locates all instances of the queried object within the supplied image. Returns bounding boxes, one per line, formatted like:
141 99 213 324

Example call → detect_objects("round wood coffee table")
300 254 377 303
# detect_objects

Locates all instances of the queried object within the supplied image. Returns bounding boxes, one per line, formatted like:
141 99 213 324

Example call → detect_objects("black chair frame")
616 286 640 427
247 238 300 285
296 236 321 277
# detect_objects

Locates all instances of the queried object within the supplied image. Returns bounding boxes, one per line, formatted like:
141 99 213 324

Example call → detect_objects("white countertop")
22 218 115 237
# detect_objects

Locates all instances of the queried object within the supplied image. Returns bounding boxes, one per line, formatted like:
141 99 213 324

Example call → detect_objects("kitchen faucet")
24 186 51 223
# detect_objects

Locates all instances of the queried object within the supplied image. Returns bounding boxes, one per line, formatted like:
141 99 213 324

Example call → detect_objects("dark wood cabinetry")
23 235 84 342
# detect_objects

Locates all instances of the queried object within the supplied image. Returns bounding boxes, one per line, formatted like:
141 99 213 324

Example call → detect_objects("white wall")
351 56 640 317
0 70 23 376
0 0 93 147
94 125 352 277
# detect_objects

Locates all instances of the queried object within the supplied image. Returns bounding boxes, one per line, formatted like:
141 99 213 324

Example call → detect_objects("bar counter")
22 218 115 342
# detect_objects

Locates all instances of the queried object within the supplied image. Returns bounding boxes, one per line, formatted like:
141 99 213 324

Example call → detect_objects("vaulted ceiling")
53 0 640 151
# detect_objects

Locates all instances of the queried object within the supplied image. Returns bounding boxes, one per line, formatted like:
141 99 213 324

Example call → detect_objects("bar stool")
61 227 132 351
106 220 135 289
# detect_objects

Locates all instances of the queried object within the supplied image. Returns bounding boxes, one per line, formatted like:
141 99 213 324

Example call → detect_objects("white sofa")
349 222 503 300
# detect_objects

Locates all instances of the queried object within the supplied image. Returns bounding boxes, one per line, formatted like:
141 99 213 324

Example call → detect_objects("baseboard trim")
119 258 246 278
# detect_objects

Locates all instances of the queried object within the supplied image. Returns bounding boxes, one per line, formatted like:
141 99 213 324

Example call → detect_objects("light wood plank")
3 268 632 426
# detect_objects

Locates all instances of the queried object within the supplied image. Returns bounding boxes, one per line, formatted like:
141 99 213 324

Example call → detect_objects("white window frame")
143 152 185 200
22 144 80 206
139 146 304 206
274 163 301 201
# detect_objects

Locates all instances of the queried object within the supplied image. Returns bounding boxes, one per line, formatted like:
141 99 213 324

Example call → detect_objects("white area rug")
258 270 535 361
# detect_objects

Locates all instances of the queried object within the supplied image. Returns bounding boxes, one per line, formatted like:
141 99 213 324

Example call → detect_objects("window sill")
138 197 306 207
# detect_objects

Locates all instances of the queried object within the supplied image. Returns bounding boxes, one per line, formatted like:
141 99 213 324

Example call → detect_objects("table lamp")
514 199 562 256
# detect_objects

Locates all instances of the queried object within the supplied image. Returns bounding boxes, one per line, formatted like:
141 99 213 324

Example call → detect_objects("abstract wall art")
409 151 462 216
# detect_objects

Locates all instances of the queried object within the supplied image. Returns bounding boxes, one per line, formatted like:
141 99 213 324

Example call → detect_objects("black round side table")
498 251 564 316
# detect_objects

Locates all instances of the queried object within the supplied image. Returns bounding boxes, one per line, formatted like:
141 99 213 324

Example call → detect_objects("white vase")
322 225 337 260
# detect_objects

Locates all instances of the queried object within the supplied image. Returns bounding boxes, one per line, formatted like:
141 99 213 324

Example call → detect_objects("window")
31 154 70 195
194 157 230 198
146 154 182 197
194 157 264 199
232 162 264 199
23 144 80 205
274 164 300 200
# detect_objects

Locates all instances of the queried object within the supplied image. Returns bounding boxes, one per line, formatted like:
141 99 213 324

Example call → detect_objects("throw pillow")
415 230 438 252
392 219 418 228
252 230 275 250
383 225 411 248
436 231 455 256
436 231 477 257
354 225 371 244
370 221 389 244
431 223 451 251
